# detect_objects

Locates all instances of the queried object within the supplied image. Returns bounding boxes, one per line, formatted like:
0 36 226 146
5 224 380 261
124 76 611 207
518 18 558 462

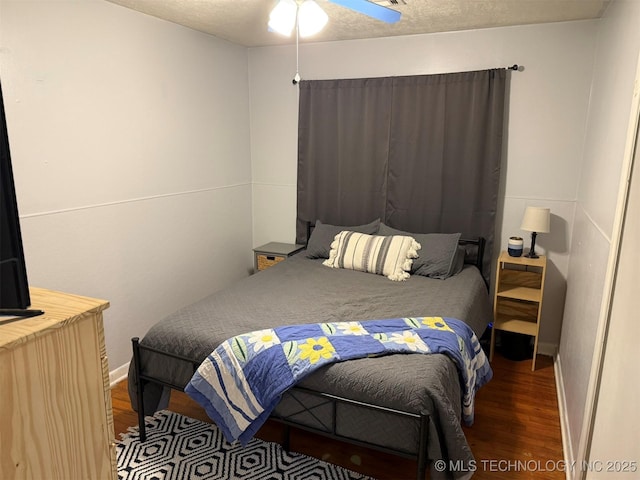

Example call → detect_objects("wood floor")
111 352 564 479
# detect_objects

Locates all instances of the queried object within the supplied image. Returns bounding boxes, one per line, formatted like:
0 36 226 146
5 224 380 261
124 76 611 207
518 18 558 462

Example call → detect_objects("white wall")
0 0 253 371
558 0 640 467
587 101 640 479
248 21 598 349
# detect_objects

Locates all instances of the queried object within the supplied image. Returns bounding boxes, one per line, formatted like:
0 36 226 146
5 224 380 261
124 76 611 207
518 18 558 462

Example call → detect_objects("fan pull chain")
293 17 300 85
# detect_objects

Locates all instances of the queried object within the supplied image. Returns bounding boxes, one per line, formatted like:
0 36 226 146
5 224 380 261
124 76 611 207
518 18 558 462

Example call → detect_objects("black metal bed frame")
130 235 486 480
132 338 431 478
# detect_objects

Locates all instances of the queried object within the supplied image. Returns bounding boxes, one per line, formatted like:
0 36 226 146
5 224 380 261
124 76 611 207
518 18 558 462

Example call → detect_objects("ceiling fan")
269 0 402 38
269 0 402 84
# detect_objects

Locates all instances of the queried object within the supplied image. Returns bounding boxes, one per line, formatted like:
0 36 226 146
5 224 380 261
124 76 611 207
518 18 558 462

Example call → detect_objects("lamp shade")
520 207 550 233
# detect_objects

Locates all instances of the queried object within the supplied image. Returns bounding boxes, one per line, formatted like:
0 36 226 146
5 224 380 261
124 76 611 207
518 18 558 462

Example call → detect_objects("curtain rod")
296 65 522 84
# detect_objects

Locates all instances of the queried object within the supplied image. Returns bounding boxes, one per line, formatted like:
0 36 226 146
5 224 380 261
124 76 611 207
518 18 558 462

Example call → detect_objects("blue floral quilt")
185 316 492 445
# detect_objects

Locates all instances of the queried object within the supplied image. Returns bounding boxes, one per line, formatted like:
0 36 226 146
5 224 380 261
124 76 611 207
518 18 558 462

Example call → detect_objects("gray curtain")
296 69 506 278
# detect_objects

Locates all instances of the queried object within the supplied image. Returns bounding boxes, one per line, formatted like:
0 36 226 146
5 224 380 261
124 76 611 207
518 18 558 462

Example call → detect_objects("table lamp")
520 207 550 258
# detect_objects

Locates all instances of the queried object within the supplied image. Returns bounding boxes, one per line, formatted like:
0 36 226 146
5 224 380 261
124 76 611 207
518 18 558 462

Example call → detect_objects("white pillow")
323 231 421 281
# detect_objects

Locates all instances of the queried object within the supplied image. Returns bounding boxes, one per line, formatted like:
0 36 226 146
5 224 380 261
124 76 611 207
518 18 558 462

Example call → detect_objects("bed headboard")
458 237 486 282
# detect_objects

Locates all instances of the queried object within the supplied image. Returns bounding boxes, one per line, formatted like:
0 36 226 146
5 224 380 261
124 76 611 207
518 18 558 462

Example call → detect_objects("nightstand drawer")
253 242 305 273
256 253 286 271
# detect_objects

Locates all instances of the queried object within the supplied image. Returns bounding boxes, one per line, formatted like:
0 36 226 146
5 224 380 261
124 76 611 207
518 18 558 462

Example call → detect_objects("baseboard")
554 352 574 480
538 342 558 357
109 362 130 388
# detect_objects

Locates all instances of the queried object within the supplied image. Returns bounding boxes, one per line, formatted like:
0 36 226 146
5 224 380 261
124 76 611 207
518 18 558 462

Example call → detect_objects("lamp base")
525 231 539 258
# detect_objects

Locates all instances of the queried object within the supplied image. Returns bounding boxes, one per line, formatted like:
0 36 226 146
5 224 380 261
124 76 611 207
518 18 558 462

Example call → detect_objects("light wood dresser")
0 287 117 480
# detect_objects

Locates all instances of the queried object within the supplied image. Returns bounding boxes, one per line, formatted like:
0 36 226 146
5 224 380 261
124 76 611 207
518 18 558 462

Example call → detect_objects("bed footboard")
272 386 430 479
131 337 146 442
131 337 200 442
130 337 430 479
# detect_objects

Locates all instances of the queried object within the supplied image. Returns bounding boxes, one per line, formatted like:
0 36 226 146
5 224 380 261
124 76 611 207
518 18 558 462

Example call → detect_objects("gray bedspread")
130 253 492 479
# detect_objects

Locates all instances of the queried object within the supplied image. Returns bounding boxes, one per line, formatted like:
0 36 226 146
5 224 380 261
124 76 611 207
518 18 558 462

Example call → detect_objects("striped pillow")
323 231 421 281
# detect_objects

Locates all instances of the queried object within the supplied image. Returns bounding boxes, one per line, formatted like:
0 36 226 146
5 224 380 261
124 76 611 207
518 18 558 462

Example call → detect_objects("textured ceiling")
105 0 609 47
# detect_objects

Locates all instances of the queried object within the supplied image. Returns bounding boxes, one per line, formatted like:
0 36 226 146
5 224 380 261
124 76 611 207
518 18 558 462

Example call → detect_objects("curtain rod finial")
507 64 521 71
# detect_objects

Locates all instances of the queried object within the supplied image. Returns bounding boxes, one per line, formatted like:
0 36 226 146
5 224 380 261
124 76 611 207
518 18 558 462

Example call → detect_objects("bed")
128 226 492 480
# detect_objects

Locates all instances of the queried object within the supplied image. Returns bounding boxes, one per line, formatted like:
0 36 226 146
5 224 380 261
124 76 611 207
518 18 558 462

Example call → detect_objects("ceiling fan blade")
328 0 401 24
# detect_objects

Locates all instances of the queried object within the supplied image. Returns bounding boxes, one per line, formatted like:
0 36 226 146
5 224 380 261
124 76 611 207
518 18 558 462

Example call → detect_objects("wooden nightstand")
253 242 305 272
489 251 547 371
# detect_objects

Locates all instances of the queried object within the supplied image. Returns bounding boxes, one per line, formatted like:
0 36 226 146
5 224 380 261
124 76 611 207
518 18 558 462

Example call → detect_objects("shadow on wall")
539 260 567 348
536 213 569 348
541 213 571 255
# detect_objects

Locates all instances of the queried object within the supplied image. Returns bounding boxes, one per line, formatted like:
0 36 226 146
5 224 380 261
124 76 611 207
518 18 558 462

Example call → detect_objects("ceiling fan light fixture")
268 0 297 37
298 0 329 37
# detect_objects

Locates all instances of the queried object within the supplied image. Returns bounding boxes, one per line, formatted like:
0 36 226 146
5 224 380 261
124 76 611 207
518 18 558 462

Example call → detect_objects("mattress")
130 253 492 478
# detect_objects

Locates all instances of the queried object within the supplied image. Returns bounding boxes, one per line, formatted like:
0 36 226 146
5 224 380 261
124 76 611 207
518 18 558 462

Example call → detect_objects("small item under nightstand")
253 242 305 272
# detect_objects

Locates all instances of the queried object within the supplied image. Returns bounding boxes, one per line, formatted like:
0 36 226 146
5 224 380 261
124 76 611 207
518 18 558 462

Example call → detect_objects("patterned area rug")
117 411 374 479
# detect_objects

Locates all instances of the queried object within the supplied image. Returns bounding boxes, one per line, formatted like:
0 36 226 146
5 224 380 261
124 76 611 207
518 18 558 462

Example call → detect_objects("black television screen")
0 78 31 311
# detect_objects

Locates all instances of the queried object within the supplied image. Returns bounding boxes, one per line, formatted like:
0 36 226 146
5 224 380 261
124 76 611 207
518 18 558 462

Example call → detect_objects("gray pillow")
305 219 380 259
378 223 461 279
